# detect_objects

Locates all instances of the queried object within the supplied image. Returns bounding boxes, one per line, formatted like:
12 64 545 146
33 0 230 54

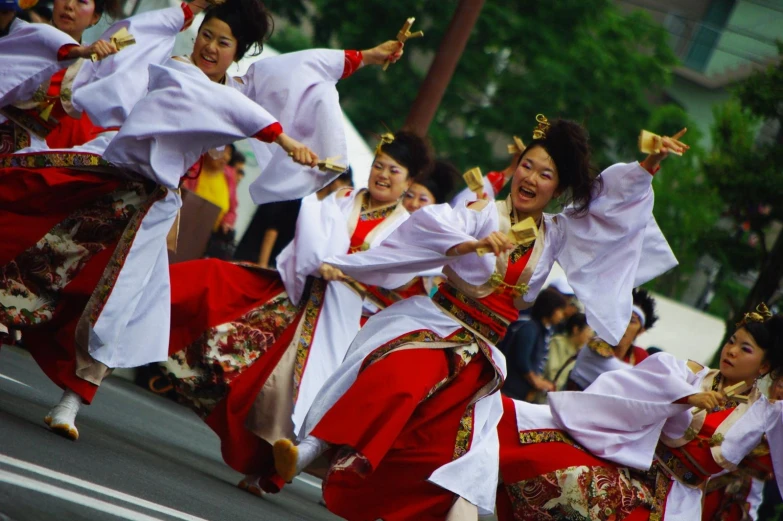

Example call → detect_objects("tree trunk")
403 0 486 136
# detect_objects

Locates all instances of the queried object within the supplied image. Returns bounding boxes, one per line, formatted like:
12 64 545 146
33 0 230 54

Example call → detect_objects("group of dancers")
1 0 782 519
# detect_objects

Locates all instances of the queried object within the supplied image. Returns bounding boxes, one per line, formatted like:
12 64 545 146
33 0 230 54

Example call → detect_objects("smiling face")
191 18 239 82
719 327 771 386
52 0 99 41
403 182 436 212
368 152 412 205
510 145 560 221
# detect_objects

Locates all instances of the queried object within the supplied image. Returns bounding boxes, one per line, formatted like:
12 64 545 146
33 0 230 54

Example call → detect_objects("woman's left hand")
318 263 348 281
362 41 404 67
640 128 689 172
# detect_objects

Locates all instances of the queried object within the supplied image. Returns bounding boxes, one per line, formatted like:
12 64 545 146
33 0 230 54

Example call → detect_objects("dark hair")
632 288 659 330
531 288 568 322
94 0 122 18
201 0 274 61
377 130 432 179
336 166 354 187
564 312 588 336
414 160 458 203
743 315 783 378
519 119 598 216
229 149 245 168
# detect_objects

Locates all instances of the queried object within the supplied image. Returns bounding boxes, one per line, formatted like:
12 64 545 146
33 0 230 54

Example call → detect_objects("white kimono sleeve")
526 161 678 345
323 202 497 290
275 192 352 305
72 5 187 127
102 60 278 189
0 21 78 108
238 49 348 204
547 352 704 469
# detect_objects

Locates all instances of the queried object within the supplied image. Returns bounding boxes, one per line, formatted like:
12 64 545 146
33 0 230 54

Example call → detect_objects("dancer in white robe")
161 131 432 497
271 119 683 520
496 304 783 521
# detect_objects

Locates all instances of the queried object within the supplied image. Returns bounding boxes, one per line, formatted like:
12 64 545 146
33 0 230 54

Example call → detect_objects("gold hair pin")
374 132 395 156
383 18 424 71
532 114 550 140
737 303 773 328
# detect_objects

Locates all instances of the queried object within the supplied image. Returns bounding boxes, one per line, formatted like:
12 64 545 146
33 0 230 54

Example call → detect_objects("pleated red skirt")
496 395 652 521
312 347 494 521
1 166 127 403
168 259 303 487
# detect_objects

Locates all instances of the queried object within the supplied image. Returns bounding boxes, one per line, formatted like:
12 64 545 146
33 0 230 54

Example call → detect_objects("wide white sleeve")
0 22 78 108
275 192 351 305
240 49 348 204
545 162 677 345
102 60 278 189
547 353 702 469
72 5 187 127
323 202 497 289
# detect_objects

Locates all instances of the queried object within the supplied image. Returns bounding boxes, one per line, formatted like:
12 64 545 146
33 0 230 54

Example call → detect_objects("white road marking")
0 469 163 521
0 455 209 521
0 373 30 388
294 475 322 490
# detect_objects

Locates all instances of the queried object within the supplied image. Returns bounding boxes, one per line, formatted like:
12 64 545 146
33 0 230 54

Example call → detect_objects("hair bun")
416 160 458 204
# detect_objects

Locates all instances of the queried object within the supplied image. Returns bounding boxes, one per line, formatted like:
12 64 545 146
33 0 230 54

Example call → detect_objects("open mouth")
721 359 734 367
518 186 535 199
200 54 217 65
375 180 391 189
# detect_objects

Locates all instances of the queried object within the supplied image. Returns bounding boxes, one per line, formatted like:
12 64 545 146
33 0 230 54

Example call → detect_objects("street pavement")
0 345 341 521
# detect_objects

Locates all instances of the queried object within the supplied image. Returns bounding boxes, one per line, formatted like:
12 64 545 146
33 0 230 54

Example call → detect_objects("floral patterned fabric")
504 465 653 521
0 181 151 328
163 292 302 418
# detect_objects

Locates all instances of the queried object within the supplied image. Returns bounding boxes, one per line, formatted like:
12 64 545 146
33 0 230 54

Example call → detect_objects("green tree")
703 45 783 358
267 0 676 170
644 104 722 298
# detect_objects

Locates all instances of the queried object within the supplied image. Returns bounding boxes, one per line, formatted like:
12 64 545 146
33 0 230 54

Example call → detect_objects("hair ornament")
532 114 550 140
737 303 773 328
375 132 395 156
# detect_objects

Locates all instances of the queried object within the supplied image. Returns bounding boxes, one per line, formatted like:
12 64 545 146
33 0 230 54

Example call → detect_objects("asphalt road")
0 345 340 521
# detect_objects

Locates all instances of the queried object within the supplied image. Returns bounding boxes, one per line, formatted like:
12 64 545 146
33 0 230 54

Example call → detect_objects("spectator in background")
183 146 239 260
547 276 581 325
0 0 20 36
540 313 592 397
234 168 354 268
567 288 659 390
226 143 246 183
497 288 568 401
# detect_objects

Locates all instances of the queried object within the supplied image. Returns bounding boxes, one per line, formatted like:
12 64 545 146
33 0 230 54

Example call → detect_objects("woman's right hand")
687 391 726 411
318 263 347 282
276 133 319 168
475 231 515 256
79 40 118 61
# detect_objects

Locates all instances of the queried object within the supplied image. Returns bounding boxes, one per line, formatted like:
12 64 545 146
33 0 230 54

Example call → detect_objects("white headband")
632 305 646 328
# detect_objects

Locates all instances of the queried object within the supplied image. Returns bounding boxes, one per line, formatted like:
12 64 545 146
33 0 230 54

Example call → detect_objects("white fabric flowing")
103 60 277 189
0 21 77 109
326 161 678 345
72 4 187 127
239 49 348 204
